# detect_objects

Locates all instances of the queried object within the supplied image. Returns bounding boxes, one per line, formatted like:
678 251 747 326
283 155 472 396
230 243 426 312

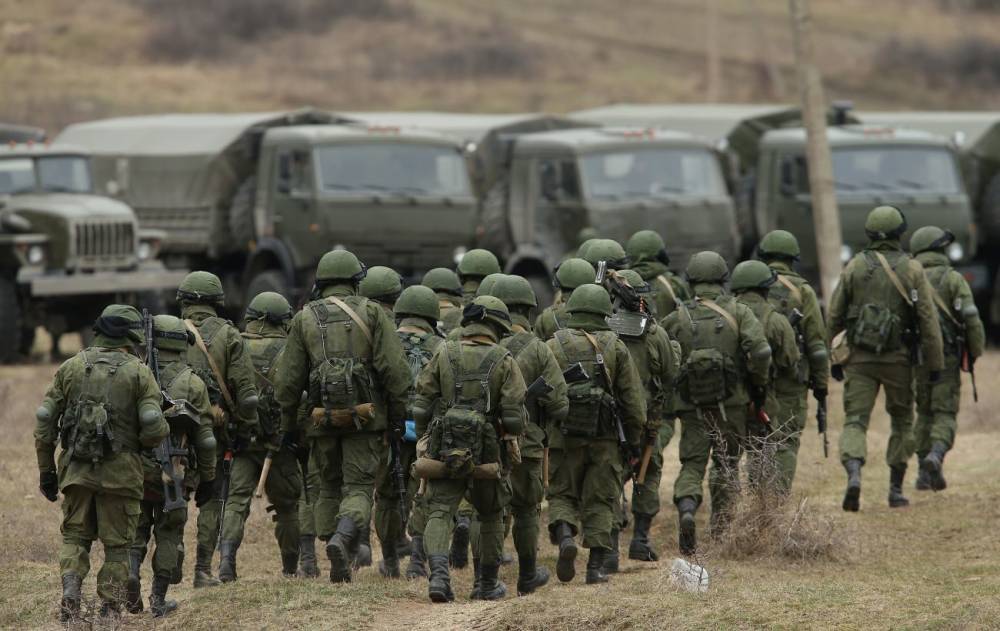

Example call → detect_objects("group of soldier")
32 203 984 620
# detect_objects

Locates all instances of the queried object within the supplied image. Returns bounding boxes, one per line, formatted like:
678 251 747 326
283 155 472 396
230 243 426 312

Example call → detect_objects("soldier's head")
757 230 801 263
153 314 194 357
582 239 629 271
314 249 367 296
244 291 293 334
176 271 224 311
865 205 907 242
730 260 777 297
422 267 462 299
909 225 955 257
394 285 440 329
554 258 596 297
566 283 613 329
92 304 144 349
476 273 507 298
493 274 537 323
685 251 729 287
461 295 512 339
456 249 501 290
626 230 670 267
359 266 403 311
577 226 599 248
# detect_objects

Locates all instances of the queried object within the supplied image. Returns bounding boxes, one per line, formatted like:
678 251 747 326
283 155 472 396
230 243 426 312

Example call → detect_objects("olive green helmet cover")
494 274 537 309
730 260 778 292
462 295 512 333
177 270 224 305
865 205 907 241
316 249 366 282
422 267 462 296
909 225 953 255
757 229 801 260
685 251 729 284
555 258 596 291
153 314 192 352
625 229 670 265
566 284 613 317
457 248 501 279
245 291 293 325
394 285 441 322
359 265 403 303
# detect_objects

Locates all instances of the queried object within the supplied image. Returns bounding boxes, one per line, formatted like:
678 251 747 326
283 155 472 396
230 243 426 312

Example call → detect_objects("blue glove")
403 420 417 443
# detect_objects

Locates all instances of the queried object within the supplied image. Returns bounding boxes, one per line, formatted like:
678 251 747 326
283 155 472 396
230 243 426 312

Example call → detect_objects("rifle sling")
929 285 961 326
775 274 802 304
326 296 373 344
698 298 739 333
184 319 236 412
656 275 679 305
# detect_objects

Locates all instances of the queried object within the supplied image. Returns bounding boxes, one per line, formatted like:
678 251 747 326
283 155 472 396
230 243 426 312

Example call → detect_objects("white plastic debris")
669 558 709 592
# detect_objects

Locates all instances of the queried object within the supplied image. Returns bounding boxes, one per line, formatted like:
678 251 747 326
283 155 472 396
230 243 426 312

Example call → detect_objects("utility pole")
788 0 842 301
706 0 721 102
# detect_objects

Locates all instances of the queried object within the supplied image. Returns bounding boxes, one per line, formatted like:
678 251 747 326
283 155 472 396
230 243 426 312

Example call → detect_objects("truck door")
531 156 586 261
272 147 322 270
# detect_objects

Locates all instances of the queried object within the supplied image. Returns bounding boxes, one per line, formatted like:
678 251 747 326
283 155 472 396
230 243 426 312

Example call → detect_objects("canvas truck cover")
0 123 46 144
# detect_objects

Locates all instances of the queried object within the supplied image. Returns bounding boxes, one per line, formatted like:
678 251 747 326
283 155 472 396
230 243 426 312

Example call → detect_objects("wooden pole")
706 0 721 102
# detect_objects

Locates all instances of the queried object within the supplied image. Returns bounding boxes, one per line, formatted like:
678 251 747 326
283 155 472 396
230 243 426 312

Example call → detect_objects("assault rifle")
389 419 409 530
816 393 829 458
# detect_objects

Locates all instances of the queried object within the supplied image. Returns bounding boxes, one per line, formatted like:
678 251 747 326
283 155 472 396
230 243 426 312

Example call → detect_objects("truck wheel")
0 276 23 363
229 177 257 248
246 270 290 305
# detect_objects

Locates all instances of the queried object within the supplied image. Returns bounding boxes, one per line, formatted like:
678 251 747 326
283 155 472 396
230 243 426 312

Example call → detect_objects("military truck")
0 123 46 144
56 110 479 311
0 142 185 361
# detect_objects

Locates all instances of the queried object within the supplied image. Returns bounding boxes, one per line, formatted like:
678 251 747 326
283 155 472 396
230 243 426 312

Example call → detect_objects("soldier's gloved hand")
39 470 59 502
831 365 845 382
928 370 942 384
195 480 216 507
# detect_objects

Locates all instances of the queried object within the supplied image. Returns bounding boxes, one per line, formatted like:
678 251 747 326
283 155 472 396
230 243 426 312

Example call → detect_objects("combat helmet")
461 295 512 334
153 314 193 352
757 230 801 261
909 225 954 255
359 266 403 304
422 267 462 296
582 239 629 270
476 273 506 298
494 274 537 309
865 205 907 241
316 250 367 283
457 249 501 280
245 291 293 326
394 285 440 323
685 251 729 284
730 260 777 292
626 230 670 266
614 269 650 293
566 284 613 317
92 304 144 346
177 271 224 305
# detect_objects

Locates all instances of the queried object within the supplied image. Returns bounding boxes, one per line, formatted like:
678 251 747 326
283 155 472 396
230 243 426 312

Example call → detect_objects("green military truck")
56 110 479 311
0 142 185 361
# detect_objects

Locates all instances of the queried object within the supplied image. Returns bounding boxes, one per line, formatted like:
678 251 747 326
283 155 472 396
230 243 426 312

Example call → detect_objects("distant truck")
57 110 479 311
0 142 185 361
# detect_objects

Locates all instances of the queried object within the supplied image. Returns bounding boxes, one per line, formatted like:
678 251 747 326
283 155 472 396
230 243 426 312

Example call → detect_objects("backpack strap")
327 296 373 344
581 330 614 391
929 284 960 326
656 275 679 304
504 332 535 360
184 319 236 412
775 274 802 305
872 251 914 308
698 298 739 333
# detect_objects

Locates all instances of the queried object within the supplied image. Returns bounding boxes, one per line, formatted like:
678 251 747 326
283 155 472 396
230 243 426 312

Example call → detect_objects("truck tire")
229 177 257 248
0 276 23 363
246 270 291 306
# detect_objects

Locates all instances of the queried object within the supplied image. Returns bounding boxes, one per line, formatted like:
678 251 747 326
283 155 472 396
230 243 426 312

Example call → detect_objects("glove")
831 365 845 382
403 420 418 443
195 480 216 507
928 370 942 384
39 470 59 502
813 388 828 404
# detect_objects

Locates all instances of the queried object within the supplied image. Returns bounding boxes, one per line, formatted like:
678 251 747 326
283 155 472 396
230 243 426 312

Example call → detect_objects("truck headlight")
453 245 467 266
27 244 46 266
137 238 161 261
840 244 853 264
946 242 964 262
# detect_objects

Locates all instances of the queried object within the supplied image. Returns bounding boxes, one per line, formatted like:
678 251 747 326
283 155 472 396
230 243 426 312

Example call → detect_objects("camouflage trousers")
508 457 544 561
630 420 676 517
373 439 422 546
673 404 747 525
221 449 302 558
60 484 141 603
132 492 188 580
298 459 319 537
195 455 227 555
914 360 962 455
547 439 623 550
309 432 381 540
424 474 510 566
839 362 914 467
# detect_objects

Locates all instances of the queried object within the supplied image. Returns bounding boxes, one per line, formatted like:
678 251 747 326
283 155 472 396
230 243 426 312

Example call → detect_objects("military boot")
282 551 299 578
378 536 401 579
193 545 221 588
515 550 549 596
923 442 948 491
450 516 471 569
888 464 910 508
427 554 454 603
149 575 178 618
298 535 320 578
628 513 658 561
842 459 863 512
59 573 81 623
915 459 932 491
603 529 620 574
478 561 508 600
677 497 697 555
585 548 609 584
326 516 358 583
98 600 121 622
553 521 577 583
125 548 144 614
405 535 428 579
354 524 372 569
217 540 238 583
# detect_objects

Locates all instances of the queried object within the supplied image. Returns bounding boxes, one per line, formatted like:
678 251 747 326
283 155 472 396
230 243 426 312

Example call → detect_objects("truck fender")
244 238 297 288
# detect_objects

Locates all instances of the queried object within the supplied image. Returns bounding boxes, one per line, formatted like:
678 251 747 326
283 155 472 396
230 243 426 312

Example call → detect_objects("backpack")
674 298 740 407
245 335 285 437
398 329 442 418
552 330 617 438
846 251 915 355
61 349 131 463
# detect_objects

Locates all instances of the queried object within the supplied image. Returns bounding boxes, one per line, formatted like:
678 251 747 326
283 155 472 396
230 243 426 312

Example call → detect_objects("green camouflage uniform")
534 295 571 341
631 260 691 319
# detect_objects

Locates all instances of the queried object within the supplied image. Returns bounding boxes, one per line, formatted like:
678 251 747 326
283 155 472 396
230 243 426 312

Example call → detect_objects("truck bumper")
19 265 189 297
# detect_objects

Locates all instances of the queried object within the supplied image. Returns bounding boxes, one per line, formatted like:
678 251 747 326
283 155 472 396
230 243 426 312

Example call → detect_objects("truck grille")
74 221 135 267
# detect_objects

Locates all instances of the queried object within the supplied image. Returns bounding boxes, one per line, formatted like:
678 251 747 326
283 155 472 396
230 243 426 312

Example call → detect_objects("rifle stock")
254 450 274 499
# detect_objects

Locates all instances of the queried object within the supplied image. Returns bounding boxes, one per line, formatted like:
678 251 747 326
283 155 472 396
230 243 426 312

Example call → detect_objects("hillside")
2 0 999 134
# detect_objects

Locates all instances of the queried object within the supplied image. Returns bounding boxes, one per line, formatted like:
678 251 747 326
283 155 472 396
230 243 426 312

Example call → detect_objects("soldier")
422 267 464 334
492 275 568 595
360 265 404 317
625 229 691 318
580 239 630 271
908 226 984 491
607 270 680 565
828 206 944 511
176 271 260 588
457 249 502 305
535 258 596 341
377 285 443 579
757 230 830 491
218 292 303 581
730 261 801 492
35 305 170 621
127 315 216 617
662 252 771 554
545 285 646 585
273 250 410 583
412 296 527 602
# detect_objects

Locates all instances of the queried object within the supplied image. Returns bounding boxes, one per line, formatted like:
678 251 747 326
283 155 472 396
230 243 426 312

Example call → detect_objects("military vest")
398 328 443 418
845 250 916 355
673 297 742 407
184 316 231 409
243 333 286 436
551 329 619 439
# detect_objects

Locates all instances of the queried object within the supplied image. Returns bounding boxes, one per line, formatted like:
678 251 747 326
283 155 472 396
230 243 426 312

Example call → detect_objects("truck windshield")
315 143 471 197
829 146 961 193
37 156 92 193
580 147 726 200
0 158 36 194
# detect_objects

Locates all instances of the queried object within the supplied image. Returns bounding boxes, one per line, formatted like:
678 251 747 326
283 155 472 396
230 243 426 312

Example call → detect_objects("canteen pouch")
678 347 737 406
850 303 901 354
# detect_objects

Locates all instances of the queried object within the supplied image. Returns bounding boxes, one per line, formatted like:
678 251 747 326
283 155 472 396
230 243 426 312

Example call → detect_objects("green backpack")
552 330 617 438
246 335 286 437
675 298 740 407
398 330 442 418
847 251 913 355
61 349 130 463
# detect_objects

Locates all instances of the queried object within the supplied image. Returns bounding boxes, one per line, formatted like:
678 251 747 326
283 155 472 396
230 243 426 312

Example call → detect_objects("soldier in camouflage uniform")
273 250 410 583
422 267 464 334
176 271 261 588
457 249 502 306
545 285 646 585
828 206 944 511
535 258 596 341
218 293 303 581
127 315 216 617
662 252 771 553
730 261 801 493
909 226 985 492
625 229 691 318
412 296 527 602
35 305 170 621
757 230 830 492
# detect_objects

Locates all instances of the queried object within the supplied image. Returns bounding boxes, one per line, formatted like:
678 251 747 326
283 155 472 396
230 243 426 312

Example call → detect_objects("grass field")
2 347 999 629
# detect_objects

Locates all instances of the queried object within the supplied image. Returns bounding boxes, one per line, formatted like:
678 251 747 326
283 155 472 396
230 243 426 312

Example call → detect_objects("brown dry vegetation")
2 346 1000 629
